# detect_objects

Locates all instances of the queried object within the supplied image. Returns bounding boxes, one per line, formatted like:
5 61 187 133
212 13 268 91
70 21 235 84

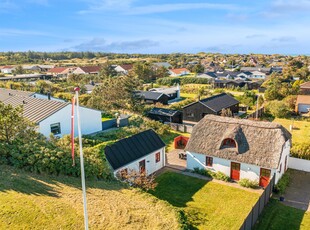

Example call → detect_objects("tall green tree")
0 103 35 144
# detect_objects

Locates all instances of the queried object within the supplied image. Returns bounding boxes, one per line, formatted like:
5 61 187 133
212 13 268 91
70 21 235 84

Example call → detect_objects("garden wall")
288 157 310 172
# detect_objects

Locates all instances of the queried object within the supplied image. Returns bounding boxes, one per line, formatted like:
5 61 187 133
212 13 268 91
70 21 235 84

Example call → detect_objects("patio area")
166 149 187 170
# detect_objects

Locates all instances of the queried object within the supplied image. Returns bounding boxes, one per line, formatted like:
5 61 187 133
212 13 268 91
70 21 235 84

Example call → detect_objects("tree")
265 100 290 118
13 65 24 75
0 103 35 144
192 63 205 73
131 62 153 82
99 62 117 79
221 108 233 117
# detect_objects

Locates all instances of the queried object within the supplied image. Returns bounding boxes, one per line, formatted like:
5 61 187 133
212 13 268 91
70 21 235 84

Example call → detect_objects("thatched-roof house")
185 115 291 187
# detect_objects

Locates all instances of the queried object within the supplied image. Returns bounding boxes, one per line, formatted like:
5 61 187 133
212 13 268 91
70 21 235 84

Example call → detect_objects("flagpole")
74 87 89 230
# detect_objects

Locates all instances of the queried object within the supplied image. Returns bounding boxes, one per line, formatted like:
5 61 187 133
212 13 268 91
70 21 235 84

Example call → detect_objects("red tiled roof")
170 68 190 74
120 64 133 70
1 66 14 69
300 81 310 89
296 95 310 105
79 66 101 73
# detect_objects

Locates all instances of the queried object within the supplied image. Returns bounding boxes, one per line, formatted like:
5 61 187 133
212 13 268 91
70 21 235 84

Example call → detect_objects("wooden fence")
167 122 194 133
240 175 275 230
245 107 264 120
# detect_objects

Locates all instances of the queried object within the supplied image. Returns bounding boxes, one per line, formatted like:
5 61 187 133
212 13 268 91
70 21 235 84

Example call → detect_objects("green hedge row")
156 77 211 86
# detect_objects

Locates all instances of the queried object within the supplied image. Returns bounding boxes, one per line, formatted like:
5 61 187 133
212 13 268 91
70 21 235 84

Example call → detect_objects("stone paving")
282 170 310 212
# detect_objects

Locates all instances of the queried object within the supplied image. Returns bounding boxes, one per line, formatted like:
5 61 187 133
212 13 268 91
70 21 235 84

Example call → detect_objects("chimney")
47 92 51 100
22 100 26 104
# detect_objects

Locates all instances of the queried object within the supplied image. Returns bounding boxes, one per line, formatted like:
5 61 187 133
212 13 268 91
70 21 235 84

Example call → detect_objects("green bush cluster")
192 167 230 182
274 170 291 195
291 142 310 160
238 178 259 189
0 134 113 180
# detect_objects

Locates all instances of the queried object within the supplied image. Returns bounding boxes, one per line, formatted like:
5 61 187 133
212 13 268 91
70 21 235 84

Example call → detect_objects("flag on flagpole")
71 96 75 166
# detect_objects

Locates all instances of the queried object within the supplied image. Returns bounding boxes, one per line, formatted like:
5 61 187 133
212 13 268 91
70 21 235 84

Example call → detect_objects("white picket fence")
288 157 310 172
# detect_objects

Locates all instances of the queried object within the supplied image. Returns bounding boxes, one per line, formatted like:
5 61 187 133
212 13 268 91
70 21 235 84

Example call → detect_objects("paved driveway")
282 170 310 212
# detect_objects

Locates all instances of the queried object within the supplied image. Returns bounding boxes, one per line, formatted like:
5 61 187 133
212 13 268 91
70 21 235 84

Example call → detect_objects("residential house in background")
185 115 291 187
250 71 266 80
47 67 76 77
169 68 190 76
1 66 15 74
135 91 169 105
114 64 133 75
104 129 166 177
72 66 102 75
240 67 271 74
182 93 240 122
147 107 183 124
152 62 172 70
0 88 102 137
149 84 180 101
22 65 41 71
295 95 310 114
300 81 310 95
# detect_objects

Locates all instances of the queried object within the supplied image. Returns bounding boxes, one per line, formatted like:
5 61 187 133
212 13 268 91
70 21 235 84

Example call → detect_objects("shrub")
274 170 291 195
238 178 259 188
291 142 310 160
213 171 230 182
265 100 291 118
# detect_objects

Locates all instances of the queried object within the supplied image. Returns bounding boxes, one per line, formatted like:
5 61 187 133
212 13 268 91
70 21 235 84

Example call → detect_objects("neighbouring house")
182 93 239 122
300 81 310 95
135 91 169 105
0 74 53 82
152 62 172 69
295 95 310 114
114 64 133 75
149 84 180 101
185 115 291 187
147 107 183 124
169 68 190 76
84 82 102 94
240 67 271 74
47 67 76 77
104 129 166 177
1 66 15 74
213 79 262 90
72 66 102 75
197 72 218 79
250 71 266 80
22 65 41 71
38 65 55 72
0 88 102 137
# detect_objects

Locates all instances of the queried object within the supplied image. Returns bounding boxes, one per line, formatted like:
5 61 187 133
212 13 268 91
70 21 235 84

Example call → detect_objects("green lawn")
0 165 180 230
254 199 310 230
273 118 310 144
150 171 260 230
180 92 197 99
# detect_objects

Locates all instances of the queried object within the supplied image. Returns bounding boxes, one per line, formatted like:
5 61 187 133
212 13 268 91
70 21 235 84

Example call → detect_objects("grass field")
273 118 310 144
0 165 180 230
254 199 310 230
150 171 260 230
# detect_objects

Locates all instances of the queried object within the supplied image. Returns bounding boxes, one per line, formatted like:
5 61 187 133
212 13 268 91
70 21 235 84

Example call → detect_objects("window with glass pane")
50 123 61 135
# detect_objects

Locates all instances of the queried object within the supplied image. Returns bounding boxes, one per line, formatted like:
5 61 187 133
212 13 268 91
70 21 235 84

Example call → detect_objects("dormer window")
221 138 236 148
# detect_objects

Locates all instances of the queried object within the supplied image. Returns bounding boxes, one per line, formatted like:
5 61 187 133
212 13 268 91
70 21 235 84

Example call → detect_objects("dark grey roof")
185 115 291 169
148 107 180 117
104 129 166 170
199 93 239 112
135 91 166 100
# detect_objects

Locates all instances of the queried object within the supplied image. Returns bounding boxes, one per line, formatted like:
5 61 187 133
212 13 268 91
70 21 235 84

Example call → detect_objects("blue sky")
0 0 310 54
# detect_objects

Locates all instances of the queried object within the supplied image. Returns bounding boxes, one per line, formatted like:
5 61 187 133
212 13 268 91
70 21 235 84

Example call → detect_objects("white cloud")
79 1 242 15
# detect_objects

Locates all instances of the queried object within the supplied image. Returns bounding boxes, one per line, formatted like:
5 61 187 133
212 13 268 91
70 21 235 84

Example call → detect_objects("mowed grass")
254 199 310 230
150 171 260 230
274 118 310 144
0 165 180 230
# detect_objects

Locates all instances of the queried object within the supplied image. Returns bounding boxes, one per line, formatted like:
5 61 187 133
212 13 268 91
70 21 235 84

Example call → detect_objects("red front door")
231 162 240 181
259 168 271 188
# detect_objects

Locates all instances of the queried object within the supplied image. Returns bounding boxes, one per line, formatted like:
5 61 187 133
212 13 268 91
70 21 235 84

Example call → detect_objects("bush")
192 168 230 181
213 171 231 182
274 170 291 195
291 142 310 160
156 77 211 86
265 100 291 118
238 178 259 188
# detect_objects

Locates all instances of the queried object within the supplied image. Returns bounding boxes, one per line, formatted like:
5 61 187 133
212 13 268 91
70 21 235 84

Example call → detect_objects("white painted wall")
114 66 127 74
38 105 102 137
114 147 165 176
289 157 310 172
274 140 291 183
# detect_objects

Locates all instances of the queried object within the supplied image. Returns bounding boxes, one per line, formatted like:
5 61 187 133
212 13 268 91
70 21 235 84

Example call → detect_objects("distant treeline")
0 51 188 65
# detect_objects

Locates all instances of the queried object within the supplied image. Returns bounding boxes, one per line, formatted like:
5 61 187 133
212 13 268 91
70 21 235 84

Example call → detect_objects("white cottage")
185 115 291 187
104 129 166 177
0 88 102 137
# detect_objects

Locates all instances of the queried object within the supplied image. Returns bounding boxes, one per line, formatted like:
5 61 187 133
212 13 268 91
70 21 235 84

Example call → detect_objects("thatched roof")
185 115 291 169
